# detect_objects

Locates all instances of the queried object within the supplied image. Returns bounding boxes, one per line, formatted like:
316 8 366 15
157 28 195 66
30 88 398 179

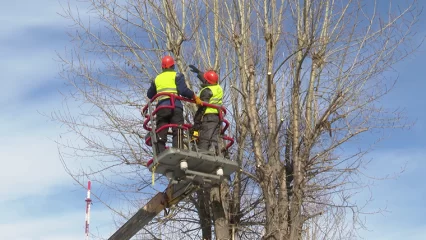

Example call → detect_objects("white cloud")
0 75 88 202
0 132 65 199
0 208 114 240
0 1 71 30
0 57 60 110
0 1 150 240
0 0 91 104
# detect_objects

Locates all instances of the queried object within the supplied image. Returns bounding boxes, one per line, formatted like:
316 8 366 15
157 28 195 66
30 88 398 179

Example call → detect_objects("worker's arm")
193 107 204 126
146 81 156 99
176 73 195 99
199 88 213 102
189 65 207 84
193 88 211 114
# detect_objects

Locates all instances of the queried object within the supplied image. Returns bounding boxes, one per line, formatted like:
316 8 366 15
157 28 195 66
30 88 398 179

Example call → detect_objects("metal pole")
184 169 221 180
147 101 158 161
232 224 235 240
85 181 92 240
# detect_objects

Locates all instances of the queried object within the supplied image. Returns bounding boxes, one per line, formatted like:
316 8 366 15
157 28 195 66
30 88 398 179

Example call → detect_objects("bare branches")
55 0 421 239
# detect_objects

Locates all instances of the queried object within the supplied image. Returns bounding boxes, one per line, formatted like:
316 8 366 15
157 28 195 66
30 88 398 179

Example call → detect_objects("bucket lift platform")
147 148 238 184
142 92 236 184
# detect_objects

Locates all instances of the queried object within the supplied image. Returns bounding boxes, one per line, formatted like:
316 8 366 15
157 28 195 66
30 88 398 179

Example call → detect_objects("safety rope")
178 126 182 149
152 163 158 185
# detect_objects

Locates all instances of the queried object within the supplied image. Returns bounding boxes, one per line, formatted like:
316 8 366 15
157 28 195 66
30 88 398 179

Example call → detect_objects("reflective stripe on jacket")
199 84 223 114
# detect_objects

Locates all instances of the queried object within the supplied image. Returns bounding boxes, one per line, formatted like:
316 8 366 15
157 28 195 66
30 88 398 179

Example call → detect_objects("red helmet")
161 55 175 69
203 70 219 84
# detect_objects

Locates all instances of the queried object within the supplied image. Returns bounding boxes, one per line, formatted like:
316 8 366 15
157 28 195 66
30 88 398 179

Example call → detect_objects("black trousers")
155 107 184 153
197 114 221 151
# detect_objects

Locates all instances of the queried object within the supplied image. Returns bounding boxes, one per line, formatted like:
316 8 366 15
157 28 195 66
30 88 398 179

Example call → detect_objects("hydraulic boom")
108 181 198 240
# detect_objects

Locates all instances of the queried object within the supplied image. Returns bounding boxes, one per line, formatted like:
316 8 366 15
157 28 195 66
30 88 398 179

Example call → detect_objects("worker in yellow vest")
147 56 203 154
189 65 223 153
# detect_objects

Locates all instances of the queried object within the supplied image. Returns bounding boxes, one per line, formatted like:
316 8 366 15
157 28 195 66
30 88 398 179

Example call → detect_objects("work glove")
194 94 203 106
189 65 201 74
197 73 207 84
189 65 207 84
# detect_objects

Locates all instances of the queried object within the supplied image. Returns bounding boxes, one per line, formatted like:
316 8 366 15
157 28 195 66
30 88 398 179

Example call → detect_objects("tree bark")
210 184 230 240
196 189 212 240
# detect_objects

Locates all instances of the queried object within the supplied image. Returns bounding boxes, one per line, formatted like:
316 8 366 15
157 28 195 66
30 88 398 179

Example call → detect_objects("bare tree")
223 0 421 239
55 0 421 239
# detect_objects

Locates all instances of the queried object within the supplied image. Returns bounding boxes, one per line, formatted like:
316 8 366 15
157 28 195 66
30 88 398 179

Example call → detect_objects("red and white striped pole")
85 181 92 240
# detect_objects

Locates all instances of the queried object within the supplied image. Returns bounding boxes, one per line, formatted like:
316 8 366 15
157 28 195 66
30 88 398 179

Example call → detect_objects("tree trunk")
262 165 279 240
210 184 230 240
197 189 212 240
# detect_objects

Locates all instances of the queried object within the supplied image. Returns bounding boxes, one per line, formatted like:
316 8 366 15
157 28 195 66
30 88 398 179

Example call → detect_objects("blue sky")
0 1 114 239
0 1 425 240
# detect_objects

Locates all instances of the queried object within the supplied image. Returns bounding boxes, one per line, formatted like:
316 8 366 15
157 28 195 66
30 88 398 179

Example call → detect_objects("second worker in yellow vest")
189 65 223 153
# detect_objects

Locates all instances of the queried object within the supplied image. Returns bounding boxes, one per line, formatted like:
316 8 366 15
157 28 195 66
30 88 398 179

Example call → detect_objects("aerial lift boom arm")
108 182 198 240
